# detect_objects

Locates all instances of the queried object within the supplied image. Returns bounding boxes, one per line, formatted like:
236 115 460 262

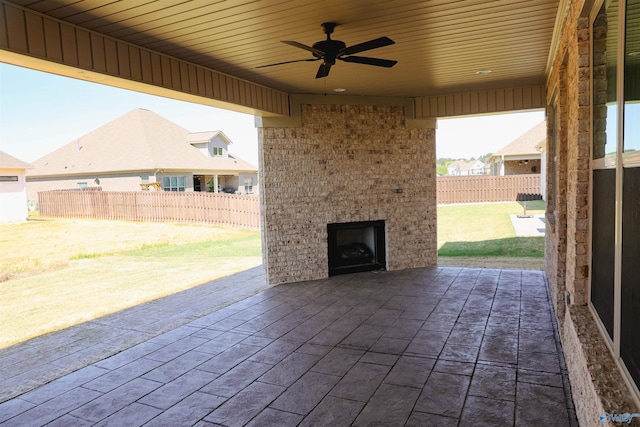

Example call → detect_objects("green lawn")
437 200 545 263
0 219 261 348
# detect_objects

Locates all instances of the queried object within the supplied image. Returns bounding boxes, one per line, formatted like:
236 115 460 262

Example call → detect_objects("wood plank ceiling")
6 0 561 98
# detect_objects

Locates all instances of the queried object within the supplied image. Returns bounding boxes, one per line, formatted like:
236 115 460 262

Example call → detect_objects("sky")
0 62 545 165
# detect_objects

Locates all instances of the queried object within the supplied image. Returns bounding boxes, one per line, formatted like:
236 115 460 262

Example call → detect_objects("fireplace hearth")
327 220 386 276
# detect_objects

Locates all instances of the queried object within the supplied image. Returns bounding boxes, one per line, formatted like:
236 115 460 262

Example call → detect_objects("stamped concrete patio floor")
0 266 577 426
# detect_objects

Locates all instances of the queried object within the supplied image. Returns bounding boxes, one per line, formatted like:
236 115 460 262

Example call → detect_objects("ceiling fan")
256 22 398 79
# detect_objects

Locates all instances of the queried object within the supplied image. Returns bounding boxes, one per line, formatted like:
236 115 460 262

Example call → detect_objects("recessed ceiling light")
333 88 346 92
475 69 492 75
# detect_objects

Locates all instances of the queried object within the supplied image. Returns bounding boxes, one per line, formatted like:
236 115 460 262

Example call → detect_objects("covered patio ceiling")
3 0 562 102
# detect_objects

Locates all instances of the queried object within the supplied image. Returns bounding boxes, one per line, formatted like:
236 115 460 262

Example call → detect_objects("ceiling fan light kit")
257 22 397 78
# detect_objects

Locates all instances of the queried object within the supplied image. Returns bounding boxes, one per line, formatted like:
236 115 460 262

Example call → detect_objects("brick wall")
259 104 437 284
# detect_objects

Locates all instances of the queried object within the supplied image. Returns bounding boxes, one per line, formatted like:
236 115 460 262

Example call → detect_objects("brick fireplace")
258 100 437 284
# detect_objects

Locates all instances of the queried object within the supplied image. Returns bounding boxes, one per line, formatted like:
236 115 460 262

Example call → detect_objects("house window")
0 176 18 182
212 147 223 156
590 0 640 397
77 182 88 189
244 178 253 194
141 175 150 184
162 176 185 192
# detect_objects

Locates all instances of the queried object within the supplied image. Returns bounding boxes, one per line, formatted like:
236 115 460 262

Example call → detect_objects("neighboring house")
446 160 486 176
0 151 32 223
26 109 258 203
489 122 545 176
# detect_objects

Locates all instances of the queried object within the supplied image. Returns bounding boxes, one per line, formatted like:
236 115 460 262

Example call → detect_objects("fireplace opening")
327 220 386 276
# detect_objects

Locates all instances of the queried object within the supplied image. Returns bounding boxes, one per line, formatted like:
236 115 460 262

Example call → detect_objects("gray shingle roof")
28 109 257 177
492 122 546 157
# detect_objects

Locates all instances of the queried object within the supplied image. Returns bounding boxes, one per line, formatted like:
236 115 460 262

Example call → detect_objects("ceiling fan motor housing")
312 39 346 63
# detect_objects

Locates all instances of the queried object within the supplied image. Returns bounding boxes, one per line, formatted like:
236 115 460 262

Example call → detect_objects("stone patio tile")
420 316 457 333
294 342 333 357
94 342 163 370
381 318 424 339
324 313 370 333
365 308 404 326
197 343 264 375
339 323 386 350
206 316 249 332
468 363 517 401
138 369 218 409
447 323 485 347
82 358 164 393
270 371 341 415
353 384 421 426
460 395 515 426
142 349 212 383
70 377 161 423
93 402 161 426
369 336 410 354
517 351 561 373
143 391 226 427
0 398 36 424
383 295 418 310
281 316 336 342
311 347 364 376
459 304 492 322
478 334 518 365
203 382 285 427
517 368 564 388
359 351 399 366
298 395 364 427
255 315 309 339
1 387 102 427
227 316 277 334
414 371 471 418
439 343 480 363
245 408 304 427
248 337 305 364
46 414 94 426
19 365 109 405
144 336 209 363
199 360 273 398
384 355 435 388
519 328 558 353
259 352 321 387
491 302 521 317
0 266 578 427
239 335 275 347
485 315 520 336
406 411 459 426
308 328 351 347
147 325 203 346
328 362 391 402
405 329 449 356
515 382 570 426
194 331 251 355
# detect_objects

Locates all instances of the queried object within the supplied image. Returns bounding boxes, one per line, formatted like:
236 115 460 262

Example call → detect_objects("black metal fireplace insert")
327 220 386 276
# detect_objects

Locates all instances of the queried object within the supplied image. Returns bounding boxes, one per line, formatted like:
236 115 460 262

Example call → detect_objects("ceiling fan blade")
282 40 325 56
256 58 320 68
315 63 332 79
339 36 395 56
340 56 398 68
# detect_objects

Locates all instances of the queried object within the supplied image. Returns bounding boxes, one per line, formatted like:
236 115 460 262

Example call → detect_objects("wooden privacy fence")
437 174 542 204
38 190 261 229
